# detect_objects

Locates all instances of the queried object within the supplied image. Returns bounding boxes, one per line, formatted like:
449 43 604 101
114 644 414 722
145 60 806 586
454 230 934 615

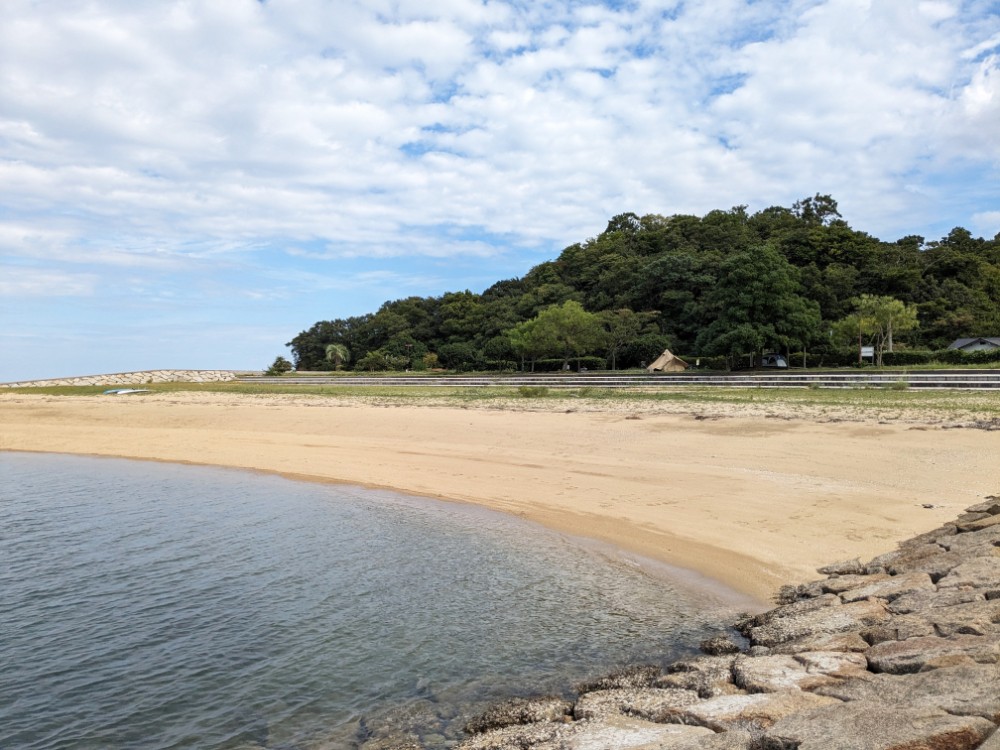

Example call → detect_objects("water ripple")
1 452 737 749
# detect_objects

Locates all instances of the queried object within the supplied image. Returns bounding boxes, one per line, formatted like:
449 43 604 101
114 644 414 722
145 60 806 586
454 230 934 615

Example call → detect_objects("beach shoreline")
3 390 998 602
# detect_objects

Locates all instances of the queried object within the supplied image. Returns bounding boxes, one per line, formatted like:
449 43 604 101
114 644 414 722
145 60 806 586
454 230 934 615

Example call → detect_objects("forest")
285 195 1000 372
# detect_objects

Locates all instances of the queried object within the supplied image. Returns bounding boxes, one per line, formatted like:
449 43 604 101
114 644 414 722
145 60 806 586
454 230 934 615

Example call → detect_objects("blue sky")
2 0 999 382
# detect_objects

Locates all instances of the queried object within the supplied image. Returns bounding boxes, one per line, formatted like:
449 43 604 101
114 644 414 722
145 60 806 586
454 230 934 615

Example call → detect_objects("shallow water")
1 452 740 749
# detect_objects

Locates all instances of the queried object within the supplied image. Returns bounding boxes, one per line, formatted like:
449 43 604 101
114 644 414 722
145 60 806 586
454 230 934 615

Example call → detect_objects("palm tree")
325 343 351 371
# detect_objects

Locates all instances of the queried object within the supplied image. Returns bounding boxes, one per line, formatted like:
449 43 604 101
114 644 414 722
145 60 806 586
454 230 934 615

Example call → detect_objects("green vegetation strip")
8 382 1000 419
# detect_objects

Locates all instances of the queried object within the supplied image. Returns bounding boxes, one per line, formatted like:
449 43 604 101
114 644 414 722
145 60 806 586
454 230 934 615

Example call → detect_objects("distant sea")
1 453 741 749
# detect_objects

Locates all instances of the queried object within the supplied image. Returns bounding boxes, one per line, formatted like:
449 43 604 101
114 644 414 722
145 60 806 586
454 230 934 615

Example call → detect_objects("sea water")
0 452 742 749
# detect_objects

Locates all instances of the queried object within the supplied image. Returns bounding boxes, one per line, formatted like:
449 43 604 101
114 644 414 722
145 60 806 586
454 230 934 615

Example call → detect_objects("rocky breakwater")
452 499 1000 750
1 369 247 388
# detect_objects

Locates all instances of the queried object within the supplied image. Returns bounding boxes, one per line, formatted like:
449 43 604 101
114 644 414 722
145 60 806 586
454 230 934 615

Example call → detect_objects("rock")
812 664 1000 722
867 543 964 580
918 599 1000 637
657 655 741 698
735 594 840 635
748 598 890 648
731 651 868 694
889 587 987 615
773 580 826 604
793 650 870 678
956 511 993 524
822 573 889 594
700 635 742 655
456 714 717 750
837 571 934 603
455 720 563 750
576 665 660 694
678 731 754 749
957 515 1000 533
937 524 1000 554
758 703 995 750
659 690 837 733
816 558 865 575
767 630 871 654
360 736 423 750
887 523 958 553
860 614 936 644
464 696 572 734
860 599 999 643
572 687 700 721
865 634 1000 674
731 655 810 693
964 498 1000 515
978 730 1000 750
937 557 1000 592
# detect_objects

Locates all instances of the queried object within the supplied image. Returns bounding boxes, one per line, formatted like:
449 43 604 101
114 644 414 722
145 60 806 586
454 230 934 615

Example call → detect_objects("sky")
2 0 999 382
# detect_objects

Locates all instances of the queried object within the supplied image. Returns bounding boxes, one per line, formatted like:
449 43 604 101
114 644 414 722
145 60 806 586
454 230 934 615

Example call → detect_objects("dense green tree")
695 244 821 366
286 197 1000 372
436 341 480 371
792 194 842 226
833 295 919 366
531 300 605 370
507 318 556 372
599 308 659 370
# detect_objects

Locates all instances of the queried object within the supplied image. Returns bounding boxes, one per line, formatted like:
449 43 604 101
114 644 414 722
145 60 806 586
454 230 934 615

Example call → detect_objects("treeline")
286 195 1000 371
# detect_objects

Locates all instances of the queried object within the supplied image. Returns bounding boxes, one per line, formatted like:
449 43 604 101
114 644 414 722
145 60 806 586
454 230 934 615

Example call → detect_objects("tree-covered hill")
286 196 1000 372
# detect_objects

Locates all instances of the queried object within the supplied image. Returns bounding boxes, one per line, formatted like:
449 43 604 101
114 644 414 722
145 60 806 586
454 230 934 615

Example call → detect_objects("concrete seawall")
1 370 253 388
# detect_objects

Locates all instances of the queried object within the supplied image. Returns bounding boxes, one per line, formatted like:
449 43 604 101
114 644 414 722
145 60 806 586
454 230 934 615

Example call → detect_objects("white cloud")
2 0 1000 380
0 268 98 297
971 210 1000 238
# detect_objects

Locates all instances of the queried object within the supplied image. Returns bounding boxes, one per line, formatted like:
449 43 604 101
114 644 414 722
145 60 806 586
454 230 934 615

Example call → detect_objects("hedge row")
484 347 1000 373
679 348 1000 370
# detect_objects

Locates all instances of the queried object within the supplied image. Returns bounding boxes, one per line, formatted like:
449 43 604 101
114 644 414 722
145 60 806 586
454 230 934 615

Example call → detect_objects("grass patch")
517 385 550 398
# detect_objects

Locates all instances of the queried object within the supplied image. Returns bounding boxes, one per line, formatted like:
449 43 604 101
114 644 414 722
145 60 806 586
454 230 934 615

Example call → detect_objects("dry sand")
2 390 998 602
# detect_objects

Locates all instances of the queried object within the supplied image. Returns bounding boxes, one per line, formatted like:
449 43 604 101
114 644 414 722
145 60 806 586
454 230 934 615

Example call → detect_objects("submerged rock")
572 687 700 721
464 696 572 735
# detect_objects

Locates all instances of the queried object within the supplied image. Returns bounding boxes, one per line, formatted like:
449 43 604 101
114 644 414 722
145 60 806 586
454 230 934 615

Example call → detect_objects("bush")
532 356 606 372
936 348 967 364
264 356 293 376
965 347 1000 364
881 350 935 366
931 348 1000 365
485 360 518 372
813 349 861 368
680 355 728 371
355 349 408 372
437 342 481 371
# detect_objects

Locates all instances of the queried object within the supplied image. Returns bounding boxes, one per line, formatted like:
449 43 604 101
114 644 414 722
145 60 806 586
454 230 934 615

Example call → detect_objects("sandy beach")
2 390 998 602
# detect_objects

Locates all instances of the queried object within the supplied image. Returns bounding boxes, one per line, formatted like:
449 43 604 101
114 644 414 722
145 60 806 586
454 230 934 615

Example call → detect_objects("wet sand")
3 390 998 602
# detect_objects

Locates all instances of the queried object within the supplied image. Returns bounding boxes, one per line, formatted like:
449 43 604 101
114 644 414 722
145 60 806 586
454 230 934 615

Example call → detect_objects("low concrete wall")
2 370 255 388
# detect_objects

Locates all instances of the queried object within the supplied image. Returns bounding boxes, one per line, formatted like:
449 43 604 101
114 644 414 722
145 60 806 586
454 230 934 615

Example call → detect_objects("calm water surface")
1 453 741 749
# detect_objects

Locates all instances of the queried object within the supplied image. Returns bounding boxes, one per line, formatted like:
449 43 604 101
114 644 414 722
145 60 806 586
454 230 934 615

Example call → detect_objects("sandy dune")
3 390 997 602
